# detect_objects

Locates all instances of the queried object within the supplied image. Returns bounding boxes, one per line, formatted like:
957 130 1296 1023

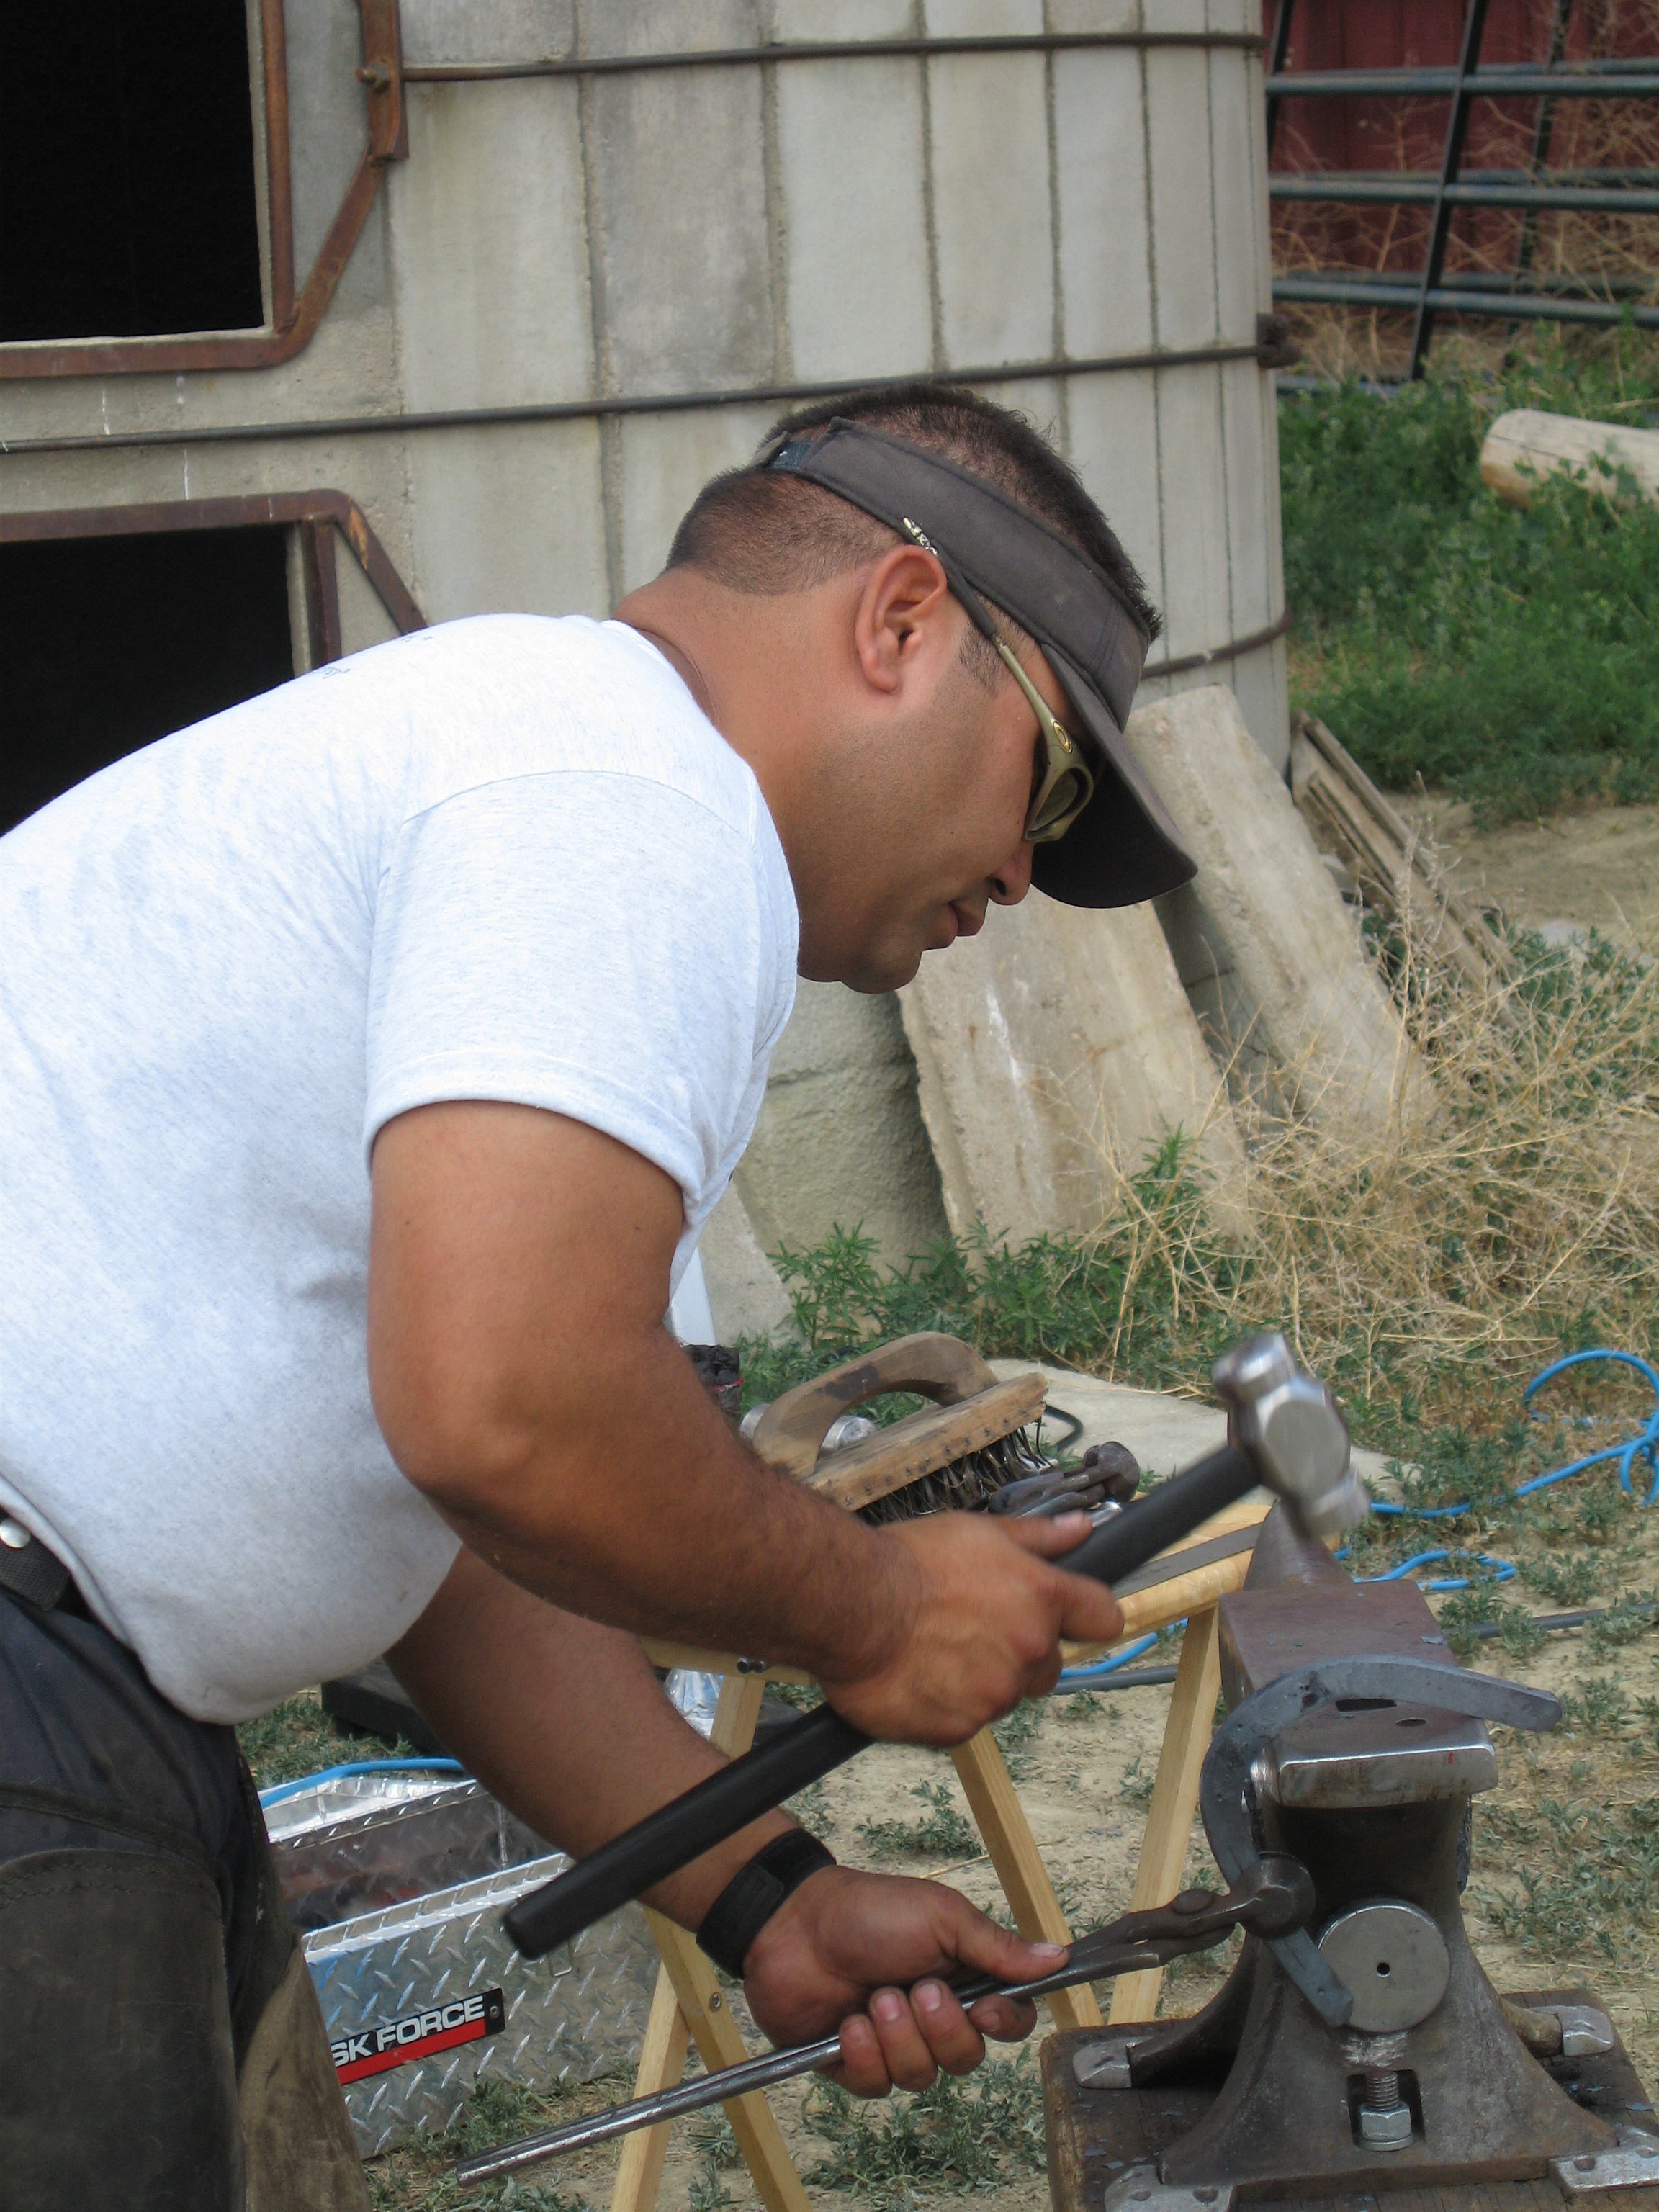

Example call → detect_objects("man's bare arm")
387 1550 1056 2096
369 1101 1119 1740
385 1546 792 1924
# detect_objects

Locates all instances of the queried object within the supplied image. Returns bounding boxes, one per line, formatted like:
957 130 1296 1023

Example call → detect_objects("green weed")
1280 347 1659 820
1560 1675 1633 1737
1589 1596 1659 1654
856 1782 977 1864
367 2075 602 2211
236 1691 404 1789
1437 1590 1545 1660
1475 1791 1659 1966
992 1699 1044 1780
742 1136 1242 1406
799 2051 1046 2209
1522 1554 1605 1607
1120 1754 1156 1809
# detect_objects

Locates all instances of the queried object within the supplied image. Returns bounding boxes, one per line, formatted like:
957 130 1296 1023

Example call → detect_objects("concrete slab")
581 36 773 399
989 1359 1399 1493
698 1184 798 1344
927 4 1053 370
734 981 949 1267
1053 47 1153 358
393 81 593 412
898 892 1246 1246
1134 686 1428 1133
776 54 932 382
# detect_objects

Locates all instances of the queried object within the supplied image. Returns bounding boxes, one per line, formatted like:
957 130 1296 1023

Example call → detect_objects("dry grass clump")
1089 904 1658 1419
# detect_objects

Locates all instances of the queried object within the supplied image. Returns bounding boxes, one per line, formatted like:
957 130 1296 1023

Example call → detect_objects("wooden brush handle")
749 1331 1001 1480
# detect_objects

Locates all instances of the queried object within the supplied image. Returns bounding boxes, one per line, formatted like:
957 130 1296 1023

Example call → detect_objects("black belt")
0 1517 83 1614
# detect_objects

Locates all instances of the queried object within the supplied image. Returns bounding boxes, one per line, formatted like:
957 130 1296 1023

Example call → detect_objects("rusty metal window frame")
0 0 408 383
0 495 426 668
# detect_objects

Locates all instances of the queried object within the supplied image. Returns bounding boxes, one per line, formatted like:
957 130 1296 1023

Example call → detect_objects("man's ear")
853 545 955 697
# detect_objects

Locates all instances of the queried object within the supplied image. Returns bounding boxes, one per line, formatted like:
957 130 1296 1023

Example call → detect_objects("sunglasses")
900 518 1096 845
992 636 1096 845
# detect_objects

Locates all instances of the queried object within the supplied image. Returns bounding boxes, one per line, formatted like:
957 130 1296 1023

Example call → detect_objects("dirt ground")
1395 793 1659 950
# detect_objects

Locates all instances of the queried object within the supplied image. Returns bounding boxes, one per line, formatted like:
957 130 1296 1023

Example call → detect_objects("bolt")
1357 2069 1412 2151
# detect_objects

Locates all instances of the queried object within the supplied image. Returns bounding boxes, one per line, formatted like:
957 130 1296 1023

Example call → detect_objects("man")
1 385 1196 2207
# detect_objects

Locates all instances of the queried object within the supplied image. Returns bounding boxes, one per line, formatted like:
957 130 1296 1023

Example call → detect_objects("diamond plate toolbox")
276 1775 659 2157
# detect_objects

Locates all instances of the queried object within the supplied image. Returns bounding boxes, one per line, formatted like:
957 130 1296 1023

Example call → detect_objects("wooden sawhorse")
619 1494 1267 2212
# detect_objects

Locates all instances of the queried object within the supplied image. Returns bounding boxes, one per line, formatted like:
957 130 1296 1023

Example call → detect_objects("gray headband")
764 419 1195 909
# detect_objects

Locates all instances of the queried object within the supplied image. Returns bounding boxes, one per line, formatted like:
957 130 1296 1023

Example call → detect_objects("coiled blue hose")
1370 1348 1659 1525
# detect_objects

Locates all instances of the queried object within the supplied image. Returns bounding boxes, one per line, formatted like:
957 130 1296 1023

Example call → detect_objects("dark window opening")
1 530 294 835
1 0 265 343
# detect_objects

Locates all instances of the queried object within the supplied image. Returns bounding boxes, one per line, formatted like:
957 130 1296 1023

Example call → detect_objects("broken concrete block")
1130 685 1427 1133
697 1183 797 1344
898 894 1246 1246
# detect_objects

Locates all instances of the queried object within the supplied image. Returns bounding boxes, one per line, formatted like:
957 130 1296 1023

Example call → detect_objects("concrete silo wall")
2 0 1288 1285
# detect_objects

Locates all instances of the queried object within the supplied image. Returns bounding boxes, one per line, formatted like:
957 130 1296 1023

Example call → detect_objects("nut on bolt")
1358 2082 1413 2152
1210 1332 1367 1542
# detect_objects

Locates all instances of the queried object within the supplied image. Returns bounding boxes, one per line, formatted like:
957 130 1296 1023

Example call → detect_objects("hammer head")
1211 1332 1367 1542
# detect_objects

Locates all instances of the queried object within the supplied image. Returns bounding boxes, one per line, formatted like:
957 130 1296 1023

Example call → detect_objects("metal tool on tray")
457 1856 1316 2186
503 1331 1367 1962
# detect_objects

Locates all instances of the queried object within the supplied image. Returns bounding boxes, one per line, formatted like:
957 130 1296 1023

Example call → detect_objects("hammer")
504 1331 1366 1959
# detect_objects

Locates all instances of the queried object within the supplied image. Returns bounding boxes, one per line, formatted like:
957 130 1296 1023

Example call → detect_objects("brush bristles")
856 1428 1053 1526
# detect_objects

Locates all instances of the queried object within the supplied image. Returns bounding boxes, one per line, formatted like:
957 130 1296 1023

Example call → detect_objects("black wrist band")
696 1829 837 1979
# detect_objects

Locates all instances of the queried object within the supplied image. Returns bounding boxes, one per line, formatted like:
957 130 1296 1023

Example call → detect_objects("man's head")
616 384 1190 992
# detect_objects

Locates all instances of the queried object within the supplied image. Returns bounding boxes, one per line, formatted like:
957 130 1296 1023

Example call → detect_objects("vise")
1044 1506 1659 2212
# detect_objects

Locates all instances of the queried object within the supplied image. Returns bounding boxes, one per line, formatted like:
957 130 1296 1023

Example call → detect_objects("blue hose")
1358 1547 1516 1593
1518 1350 1659 1506
1053 1631 1169 1689
257 1756 463 1810
1368 1347 1659 1523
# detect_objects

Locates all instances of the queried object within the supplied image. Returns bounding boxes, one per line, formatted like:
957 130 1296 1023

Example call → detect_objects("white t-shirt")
1 615 799 1722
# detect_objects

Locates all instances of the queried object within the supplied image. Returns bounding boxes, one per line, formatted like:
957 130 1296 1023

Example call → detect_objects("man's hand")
822 1513 1122 1744
741 1866 1056 2095
371 1101 1121 1745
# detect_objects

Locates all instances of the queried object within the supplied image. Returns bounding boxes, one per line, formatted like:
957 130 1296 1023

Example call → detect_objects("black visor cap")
767 420 1195 910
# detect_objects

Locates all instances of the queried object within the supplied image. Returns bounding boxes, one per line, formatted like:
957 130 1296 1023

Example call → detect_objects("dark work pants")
0 1588 365 2210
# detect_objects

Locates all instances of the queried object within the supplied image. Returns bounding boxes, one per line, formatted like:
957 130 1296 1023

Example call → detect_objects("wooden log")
1481 407 1659 511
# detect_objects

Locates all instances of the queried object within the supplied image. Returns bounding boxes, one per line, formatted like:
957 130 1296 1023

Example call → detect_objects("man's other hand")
819 1512 1123 1745
741 1866 1055 2095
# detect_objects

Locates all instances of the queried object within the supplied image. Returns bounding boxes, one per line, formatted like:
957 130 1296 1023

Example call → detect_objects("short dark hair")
666 382 1164 657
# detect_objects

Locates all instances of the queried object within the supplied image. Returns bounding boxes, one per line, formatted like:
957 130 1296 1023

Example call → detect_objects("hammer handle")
505 1704 867 1959
505 1439 1255 1961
